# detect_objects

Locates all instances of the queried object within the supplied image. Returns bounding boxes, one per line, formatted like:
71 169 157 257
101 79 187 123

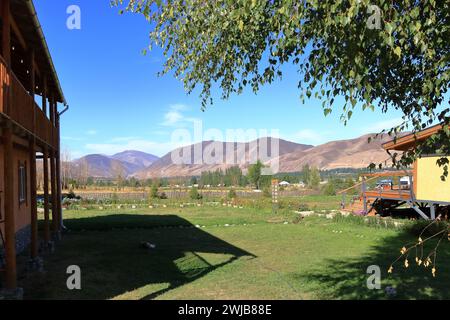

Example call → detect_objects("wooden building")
0 0 66 294
342 125 450 219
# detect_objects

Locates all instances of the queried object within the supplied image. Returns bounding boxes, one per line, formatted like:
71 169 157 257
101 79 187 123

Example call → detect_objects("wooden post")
42 76 47 116
43 146 51 244
28 49 39 258
3 125 17 289
362 178 368 215
49 97 54 125
2 0 11 66
2 0 16 290
55 113 62 231
50 148 58 237
29 138 38 258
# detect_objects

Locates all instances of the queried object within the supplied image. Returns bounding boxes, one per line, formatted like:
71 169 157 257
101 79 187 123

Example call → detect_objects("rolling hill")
72 151 159 178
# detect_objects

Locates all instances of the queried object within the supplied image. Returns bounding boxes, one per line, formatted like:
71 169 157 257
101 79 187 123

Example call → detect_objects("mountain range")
72 151 159 178
71 133 392 179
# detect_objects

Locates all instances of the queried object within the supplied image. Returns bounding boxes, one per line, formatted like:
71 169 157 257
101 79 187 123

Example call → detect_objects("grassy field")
18 204 450 300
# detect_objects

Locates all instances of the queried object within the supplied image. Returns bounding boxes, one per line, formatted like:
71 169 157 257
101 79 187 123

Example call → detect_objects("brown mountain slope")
271 134 392 172
133 138 313 179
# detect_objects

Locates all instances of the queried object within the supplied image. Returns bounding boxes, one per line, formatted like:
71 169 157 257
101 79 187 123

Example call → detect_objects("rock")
385 286 397 297
340 211 351 217
298 211 315 217
141 242 156 250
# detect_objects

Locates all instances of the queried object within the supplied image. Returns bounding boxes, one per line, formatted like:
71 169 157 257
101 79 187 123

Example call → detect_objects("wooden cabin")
0 0 66 294
342 125 450 220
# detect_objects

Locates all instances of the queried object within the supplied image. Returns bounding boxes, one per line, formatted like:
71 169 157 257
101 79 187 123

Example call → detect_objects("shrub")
322 183 336 196
228 189 237 199
190 187 202 200
150 184 159 199
298 203 310 212
262 186 271 198
159 192 168 200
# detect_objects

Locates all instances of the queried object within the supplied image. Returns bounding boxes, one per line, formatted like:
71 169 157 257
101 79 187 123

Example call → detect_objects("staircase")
343 196 376 216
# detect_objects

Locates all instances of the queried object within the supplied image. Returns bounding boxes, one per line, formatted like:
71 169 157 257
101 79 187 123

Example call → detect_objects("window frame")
18 160 27 206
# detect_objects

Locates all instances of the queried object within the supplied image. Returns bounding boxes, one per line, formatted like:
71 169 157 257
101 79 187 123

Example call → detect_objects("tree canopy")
113 0 450 174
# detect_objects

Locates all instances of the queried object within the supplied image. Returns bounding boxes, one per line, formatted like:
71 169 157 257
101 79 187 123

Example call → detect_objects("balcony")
0 56 57 148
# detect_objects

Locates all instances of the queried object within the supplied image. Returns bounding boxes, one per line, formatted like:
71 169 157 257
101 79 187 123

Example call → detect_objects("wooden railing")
0 56 56 148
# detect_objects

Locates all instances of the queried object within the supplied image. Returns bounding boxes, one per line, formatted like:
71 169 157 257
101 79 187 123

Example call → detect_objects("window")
18 161 27 205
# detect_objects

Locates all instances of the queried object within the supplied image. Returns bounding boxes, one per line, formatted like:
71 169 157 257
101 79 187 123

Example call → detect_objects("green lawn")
19 206 450 300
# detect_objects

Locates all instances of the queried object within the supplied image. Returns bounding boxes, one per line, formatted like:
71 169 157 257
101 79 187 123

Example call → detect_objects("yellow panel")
416 157 450 202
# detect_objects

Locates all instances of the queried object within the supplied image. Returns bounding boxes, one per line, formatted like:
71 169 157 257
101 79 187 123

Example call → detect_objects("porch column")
2 0 16 291
42 76 47 117
3 125 16 290
28 49 39 259
42 146 51 244
29 138 38 258
2 0 11 65
49 98 59 238
50 149 58 238
55 113 63 231
362 178 368 214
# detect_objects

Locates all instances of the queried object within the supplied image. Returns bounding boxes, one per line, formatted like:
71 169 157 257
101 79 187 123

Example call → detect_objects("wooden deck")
364 189 413 201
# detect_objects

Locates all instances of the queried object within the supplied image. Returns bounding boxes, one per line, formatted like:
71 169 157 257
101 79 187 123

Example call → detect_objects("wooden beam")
2 0 11 66
50 149 58 236
29 138 38 258
3 124 17 290
363 170 413 178
42 76 47 116
413 160 418 198
28 48 39 258
49 96 55 125
9 12 27 51
42 146 51 243
382 124 447 151
55 114 62 231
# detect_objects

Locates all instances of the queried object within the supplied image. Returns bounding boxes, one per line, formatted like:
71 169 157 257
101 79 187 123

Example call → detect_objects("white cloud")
85 139 185 157
62 136 83 141
161 104 199 127
287 129 326 145
110 136 142 143
162 110 184 126
86 130 97 135
362 118 404 134
169 103 189 112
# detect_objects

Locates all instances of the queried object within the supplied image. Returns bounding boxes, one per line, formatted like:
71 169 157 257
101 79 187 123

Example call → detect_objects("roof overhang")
382 124 445 151
10 0 66 104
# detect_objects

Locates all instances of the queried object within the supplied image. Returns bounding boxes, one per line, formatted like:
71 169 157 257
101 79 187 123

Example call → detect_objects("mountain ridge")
72 133 393 179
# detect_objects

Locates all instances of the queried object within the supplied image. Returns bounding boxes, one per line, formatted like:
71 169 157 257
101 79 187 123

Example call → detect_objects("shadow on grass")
22 214 255 300
291 227 450 299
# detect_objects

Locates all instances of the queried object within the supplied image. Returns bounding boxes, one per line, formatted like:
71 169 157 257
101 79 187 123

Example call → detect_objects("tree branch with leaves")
112 0 449 175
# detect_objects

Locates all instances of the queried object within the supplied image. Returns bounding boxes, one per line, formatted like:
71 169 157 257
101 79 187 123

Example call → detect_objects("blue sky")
34 0 406 159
